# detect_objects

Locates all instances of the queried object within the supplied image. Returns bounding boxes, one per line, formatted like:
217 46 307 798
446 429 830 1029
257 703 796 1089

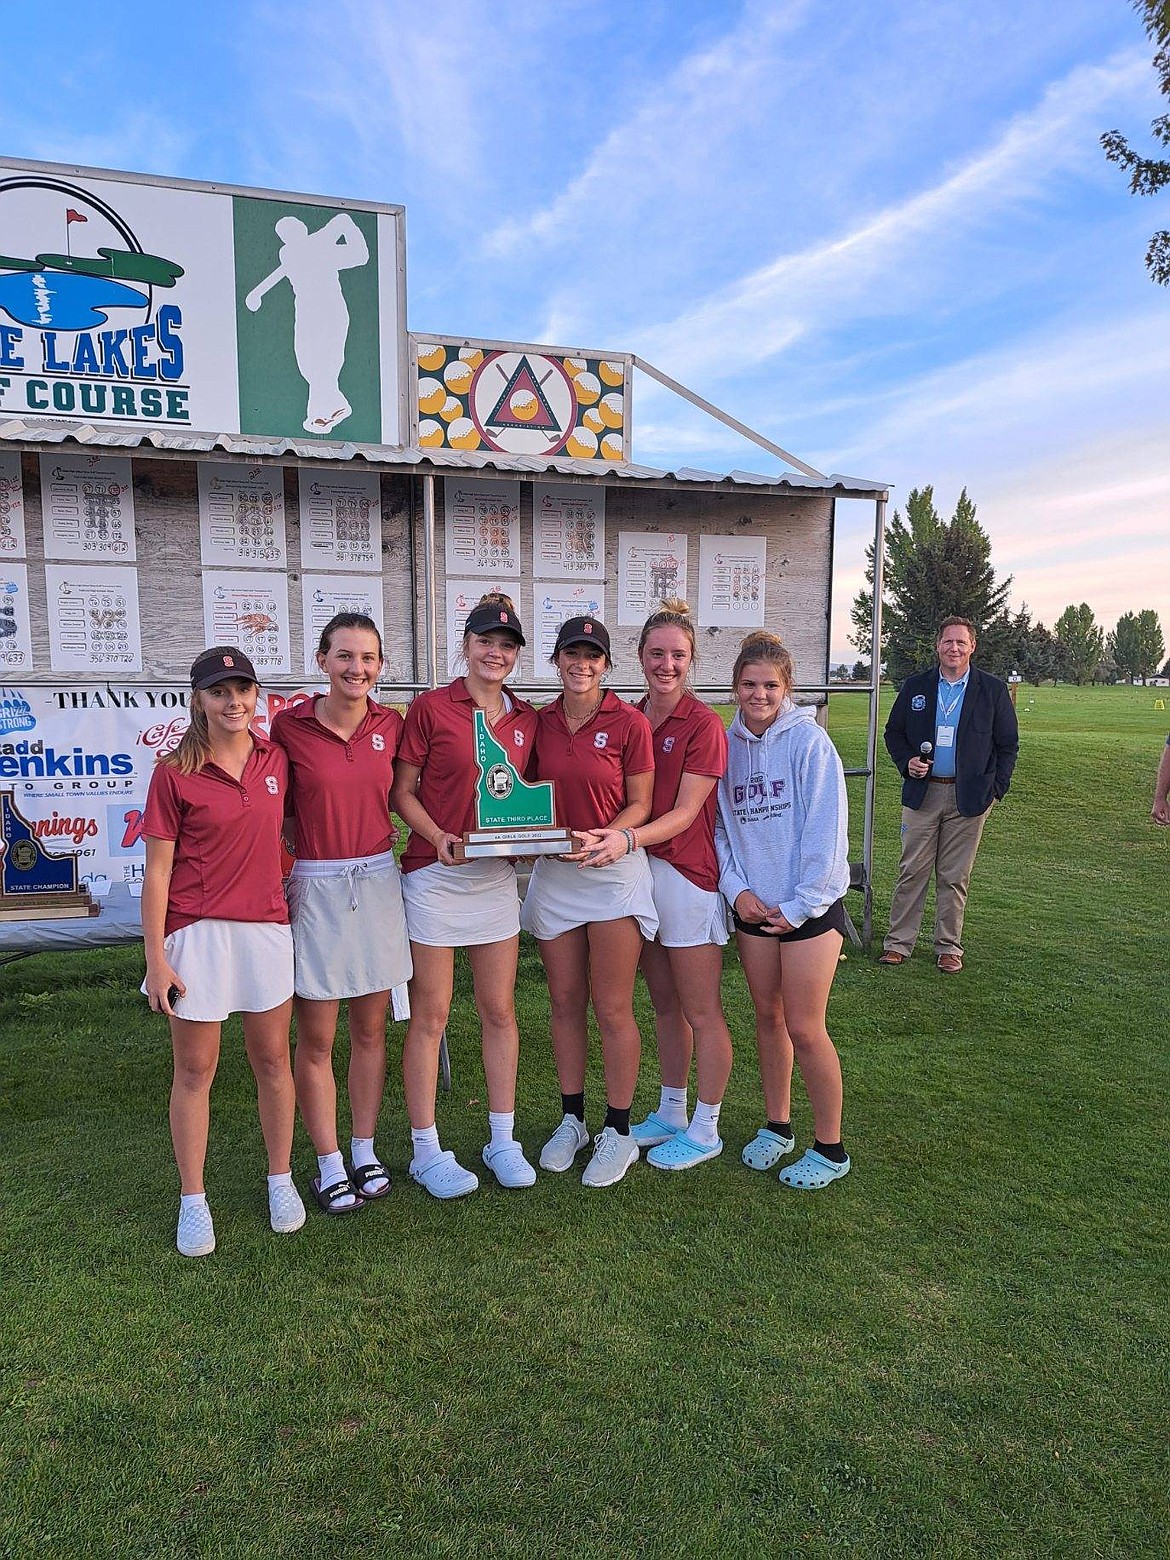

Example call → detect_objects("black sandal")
348 1160 391 1200
311 1175 363 1214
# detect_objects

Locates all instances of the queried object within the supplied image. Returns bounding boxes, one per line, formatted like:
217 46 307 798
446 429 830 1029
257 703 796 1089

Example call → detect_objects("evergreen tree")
1054 603 1105 685
1135 609 1166 678
1004 604 1058 685
1108 610 1165 679
850 486 1012 684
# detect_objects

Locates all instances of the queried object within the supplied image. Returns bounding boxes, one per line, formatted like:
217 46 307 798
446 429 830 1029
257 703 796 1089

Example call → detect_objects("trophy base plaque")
453 826 576 863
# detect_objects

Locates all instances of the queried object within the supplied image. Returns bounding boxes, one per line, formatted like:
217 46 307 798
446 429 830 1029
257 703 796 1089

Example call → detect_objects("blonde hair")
162 645 248 776
731 631 794 694
638 597 697 661
463 591 518 647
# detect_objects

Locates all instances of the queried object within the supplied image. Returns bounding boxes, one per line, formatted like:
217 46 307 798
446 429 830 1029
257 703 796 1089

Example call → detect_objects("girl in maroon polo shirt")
271 613 412 1216
520 615 656 1189
142 647 304 1259
579 600 733 1171
390 593 539 1198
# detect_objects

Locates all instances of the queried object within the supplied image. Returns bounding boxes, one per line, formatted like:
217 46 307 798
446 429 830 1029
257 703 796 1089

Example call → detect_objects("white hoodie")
715 700 850 929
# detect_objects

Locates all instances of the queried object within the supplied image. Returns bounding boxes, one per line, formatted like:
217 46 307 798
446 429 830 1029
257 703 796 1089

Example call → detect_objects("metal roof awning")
0 419 888 499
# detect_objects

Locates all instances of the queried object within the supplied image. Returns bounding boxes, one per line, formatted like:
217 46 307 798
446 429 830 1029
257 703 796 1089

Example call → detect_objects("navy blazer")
884 664 1019 817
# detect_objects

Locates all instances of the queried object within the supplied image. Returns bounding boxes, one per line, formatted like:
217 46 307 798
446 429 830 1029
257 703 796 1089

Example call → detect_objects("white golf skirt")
648 855 730 948
401 856 522 947
142 918 294 1023
519 850 658 942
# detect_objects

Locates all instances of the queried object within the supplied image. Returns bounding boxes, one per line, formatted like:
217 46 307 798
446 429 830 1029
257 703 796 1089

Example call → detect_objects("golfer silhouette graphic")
245 214 369 435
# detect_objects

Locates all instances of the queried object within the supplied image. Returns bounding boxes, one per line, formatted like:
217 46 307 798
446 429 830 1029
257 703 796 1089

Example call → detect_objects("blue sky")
4 0 1166 660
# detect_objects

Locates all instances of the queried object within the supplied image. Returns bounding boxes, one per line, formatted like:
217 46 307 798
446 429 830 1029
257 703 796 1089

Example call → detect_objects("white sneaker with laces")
176 1201 216 1258
539 1114 590 1172
581 1126 639 1188
269 1182 307 1234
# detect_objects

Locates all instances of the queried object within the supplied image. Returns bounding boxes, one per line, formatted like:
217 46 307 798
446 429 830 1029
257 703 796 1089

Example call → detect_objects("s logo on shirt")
594 732 609 749
513 731 525 748
662 736 675 754
372 734 385 751
265 776 280 795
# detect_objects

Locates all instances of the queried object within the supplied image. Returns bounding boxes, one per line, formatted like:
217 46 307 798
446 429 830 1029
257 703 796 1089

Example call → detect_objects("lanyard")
938 680 965 726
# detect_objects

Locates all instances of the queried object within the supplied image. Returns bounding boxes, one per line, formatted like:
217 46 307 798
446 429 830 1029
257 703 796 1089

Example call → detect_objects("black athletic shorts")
733 897 848 943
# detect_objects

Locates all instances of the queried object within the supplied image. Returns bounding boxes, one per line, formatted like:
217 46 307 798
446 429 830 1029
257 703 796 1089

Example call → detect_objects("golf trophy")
453 710 575 861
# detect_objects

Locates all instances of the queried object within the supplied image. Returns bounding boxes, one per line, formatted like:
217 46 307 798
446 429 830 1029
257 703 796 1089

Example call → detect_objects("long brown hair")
161 646 252 776
731 631 794 696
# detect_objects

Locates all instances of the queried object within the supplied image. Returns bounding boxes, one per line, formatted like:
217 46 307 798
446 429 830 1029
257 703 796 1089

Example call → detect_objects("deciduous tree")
1101 0 1170 283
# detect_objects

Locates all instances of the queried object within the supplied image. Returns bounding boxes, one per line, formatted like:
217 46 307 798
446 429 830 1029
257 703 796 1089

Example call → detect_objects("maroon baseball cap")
190 647 259 689
553 615 611 657
464 601 526 645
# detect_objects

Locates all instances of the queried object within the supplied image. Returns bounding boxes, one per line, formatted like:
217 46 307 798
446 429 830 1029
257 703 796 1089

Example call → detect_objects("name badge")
936 725 955 748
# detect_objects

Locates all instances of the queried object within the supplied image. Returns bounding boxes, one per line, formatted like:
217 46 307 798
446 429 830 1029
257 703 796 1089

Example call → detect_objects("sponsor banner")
414 338 630 460
0 682 315 945
0 159 405 446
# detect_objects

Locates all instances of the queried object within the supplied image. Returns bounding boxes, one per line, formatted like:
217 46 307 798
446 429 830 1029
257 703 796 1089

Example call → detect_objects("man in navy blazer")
878 617 1019 972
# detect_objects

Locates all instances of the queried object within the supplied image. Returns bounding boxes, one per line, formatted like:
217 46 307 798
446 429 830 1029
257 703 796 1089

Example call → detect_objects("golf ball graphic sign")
415 339 630 460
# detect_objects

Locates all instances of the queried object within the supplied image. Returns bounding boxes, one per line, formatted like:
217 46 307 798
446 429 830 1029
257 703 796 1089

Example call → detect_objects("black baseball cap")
190 647 259 689
553 615 611 657
464 601 526 645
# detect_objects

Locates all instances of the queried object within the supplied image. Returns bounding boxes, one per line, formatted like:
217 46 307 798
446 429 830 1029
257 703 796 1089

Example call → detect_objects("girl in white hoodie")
715 633 852 1189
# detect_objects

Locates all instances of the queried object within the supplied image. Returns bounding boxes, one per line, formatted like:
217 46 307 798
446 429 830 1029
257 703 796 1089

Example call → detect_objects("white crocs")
409 1149 479 1200
482 1141 537 1189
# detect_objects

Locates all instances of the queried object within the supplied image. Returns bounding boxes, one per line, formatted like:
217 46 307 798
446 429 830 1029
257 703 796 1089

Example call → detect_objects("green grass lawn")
2 686 1167 1558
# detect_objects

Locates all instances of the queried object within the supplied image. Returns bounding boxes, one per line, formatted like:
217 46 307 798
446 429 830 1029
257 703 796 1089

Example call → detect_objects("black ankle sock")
562 1092 585 1123
814 1138 848 1164
604 1104 631 1135
767 1120 792 1138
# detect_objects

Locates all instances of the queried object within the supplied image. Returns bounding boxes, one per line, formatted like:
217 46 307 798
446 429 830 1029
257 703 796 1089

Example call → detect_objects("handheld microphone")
919 741 934 770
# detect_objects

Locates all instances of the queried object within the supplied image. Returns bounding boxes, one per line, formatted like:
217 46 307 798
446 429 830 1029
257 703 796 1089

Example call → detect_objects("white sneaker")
581 1127 639 1188
269 1181 307 1234
176 1201 216 1258
539 1114 590 1172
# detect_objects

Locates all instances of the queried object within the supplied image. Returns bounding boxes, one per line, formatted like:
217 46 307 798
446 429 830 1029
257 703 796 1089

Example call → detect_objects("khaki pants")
884 783 989 958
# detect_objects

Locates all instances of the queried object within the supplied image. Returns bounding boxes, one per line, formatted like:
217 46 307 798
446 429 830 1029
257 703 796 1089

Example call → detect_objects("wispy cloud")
0 110 194 180
483 0 809 257
632 50 1153 386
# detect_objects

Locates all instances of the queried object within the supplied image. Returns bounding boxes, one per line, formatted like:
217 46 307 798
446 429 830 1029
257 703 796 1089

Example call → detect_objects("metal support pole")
422 472 439 689
861 495 887 948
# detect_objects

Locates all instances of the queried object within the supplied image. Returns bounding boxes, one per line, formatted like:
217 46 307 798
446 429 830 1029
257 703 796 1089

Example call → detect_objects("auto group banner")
0 682 312 950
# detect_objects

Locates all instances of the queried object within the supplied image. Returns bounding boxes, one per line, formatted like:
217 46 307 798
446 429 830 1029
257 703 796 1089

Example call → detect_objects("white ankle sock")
688 1099 722 1145
411 1125 441 1168
180 1192 207 1211
660 1085 688 1125
351 1136 388 1193
488 1110 516 1149
266 1172 292 1191
318 1149 346 1185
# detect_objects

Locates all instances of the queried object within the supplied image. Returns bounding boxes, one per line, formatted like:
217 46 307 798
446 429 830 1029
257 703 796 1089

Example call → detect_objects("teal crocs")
778 1148 851 1190
741 1126 795 1171
631 1111 685 1148
647 1131 723 1170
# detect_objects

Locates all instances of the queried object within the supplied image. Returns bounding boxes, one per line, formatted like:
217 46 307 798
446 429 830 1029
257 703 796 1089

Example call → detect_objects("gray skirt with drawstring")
287 849 412 1011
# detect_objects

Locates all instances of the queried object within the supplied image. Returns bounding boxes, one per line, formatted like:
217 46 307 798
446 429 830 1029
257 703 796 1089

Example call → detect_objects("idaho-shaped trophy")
453 710 575 861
